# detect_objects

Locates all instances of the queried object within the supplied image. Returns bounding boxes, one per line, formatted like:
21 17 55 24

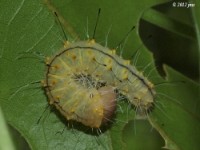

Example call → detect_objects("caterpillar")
3 1 196 150
44 38 156 128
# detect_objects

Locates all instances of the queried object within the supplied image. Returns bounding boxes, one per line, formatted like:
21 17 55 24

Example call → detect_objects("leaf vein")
25 23 54 52
7 0 25 25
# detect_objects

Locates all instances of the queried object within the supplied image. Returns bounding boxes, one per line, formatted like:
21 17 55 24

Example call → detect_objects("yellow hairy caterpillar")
44 38 156 128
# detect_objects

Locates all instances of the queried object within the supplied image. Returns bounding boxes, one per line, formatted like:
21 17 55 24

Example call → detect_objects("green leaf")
0 107 16 150
149 65 200 150
0 0 199 150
